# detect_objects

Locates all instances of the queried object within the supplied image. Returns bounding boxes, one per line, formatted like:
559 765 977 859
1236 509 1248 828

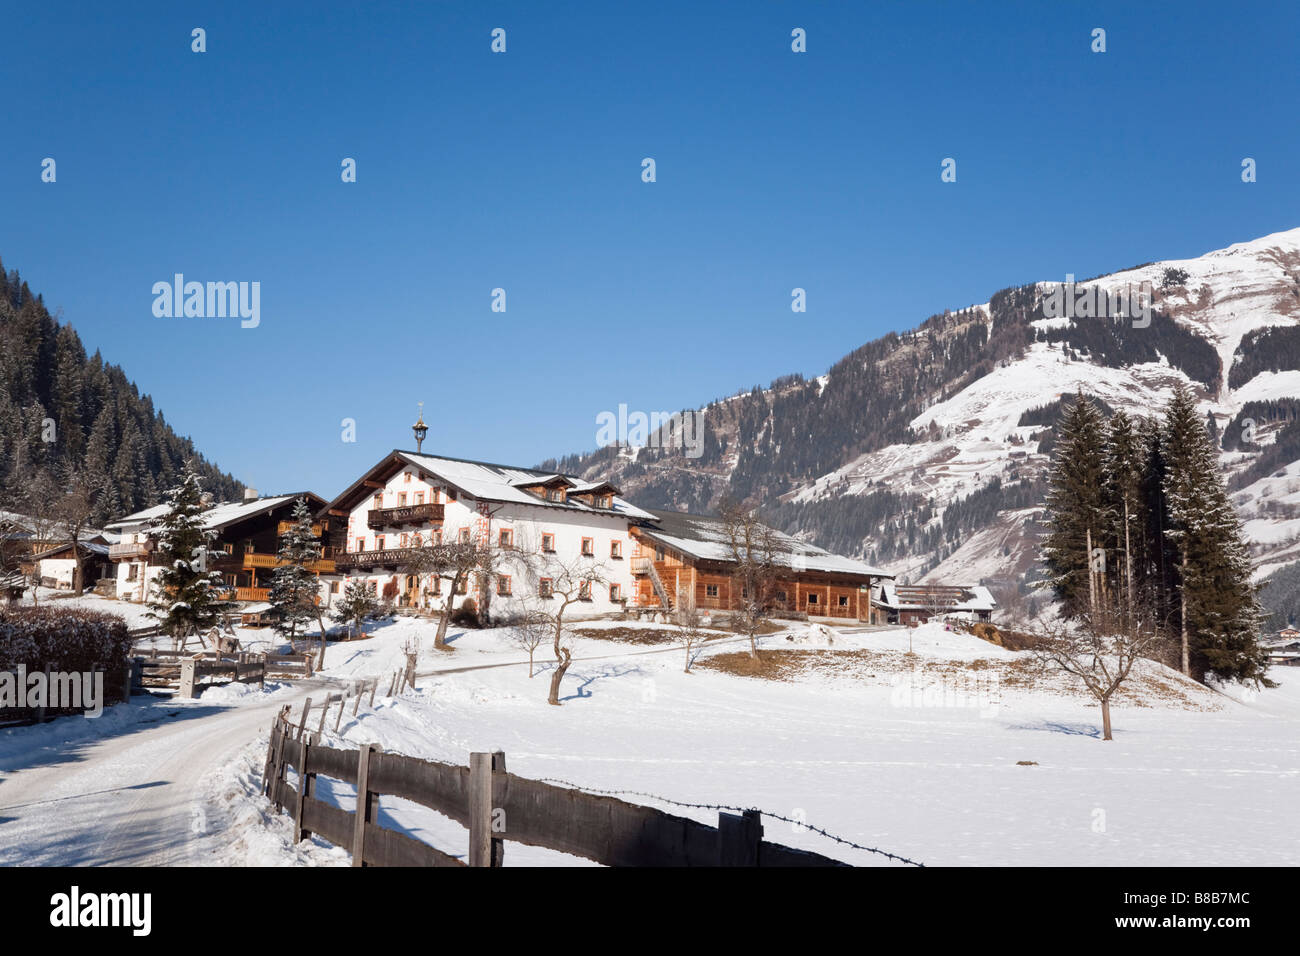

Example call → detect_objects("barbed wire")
535 776 924 867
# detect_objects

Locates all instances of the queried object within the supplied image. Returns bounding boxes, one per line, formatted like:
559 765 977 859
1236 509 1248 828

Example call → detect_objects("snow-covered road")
0 682 324 866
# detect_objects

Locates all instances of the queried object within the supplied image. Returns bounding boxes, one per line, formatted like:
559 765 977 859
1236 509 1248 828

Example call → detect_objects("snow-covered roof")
392 451 655 520
31 540 112 560
637 509 893 578
105 494 316 534
875 582 997 612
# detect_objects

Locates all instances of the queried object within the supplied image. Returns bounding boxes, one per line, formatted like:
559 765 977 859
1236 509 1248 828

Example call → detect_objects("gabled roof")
31 540 112 561
636 508 893 579
874 582 997 612
106 493 326 534
325 450 655 520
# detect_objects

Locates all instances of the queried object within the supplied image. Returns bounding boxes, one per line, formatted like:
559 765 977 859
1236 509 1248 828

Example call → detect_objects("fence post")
469 751 507 867
315 697 330 741
367 678 377 708
294 736 311 843
178 658 198 699
718 809 763 866
296 698 312 740
352 744 378 867
334 692 347 733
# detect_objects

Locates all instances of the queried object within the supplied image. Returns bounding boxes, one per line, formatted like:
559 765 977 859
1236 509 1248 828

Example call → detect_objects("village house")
627 508 892 621
871 582 997 626
321 447 654 619
105 491 333 604
29 537 115 591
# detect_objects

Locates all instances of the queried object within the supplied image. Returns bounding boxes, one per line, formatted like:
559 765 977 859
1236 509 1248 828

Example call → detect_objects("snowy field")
214 615 1300 868
4 593 1297 867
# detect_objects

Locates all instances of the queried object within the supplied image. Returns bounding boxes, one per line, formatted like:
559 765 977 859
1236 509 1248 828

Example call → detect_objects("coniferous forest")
0 259 242 525
1042 386 1269 685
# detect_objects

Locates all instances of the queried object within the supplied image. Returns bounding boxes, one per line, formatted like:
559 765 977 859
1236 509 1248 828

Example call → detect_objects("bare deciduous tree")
53 467 105 596
507 607 551 677
402 528 498 650
718 500 779 659
530 555 608 705
1030 591 1166 741
673 590 709 673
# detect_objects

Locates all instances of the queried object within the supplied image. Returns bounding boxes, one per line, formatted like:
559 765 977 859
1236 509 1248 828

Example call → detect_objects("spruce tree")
1042 392 1109 615
1161 384 1268 683
146 461 229 647
331 579 382 640
268 497 322 644
1103 410 1144 609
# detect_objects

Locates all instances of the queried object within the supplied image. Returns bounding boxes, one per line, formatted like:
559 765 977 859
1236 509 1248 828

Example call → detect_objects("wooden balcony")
367 502 444 530
335 547 425 571
277 521 323 536
217 552 336 574
109 541 154 560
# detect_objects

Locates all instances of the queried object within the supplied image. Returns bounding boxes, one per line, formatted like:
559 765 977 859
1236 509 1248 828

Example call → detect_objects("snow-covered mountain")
545 227 1300 609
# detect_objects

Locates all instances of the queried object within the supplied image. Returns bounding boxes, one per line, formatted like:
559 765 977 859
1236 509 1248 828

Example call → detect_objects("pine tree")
331 579 383 640
1042 392 1109 615
268 497 322 644
146 461 229 646
1161 384 1268 683
1103 410 1144 609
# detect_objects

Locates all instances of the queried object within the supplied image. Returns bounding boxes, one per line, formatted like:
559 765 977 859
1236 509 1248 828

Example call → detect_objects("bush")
0 607 132 717
451 598 480 628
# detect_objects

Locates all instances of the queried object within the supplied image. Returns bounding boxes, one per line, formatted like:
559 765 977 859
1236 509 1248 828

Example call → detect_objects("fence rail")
262 706 849 867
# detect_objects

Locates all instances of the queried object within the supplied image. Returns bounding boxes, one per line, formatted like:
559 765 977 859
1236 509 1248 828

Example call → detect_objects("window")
373 494 383 510
404 471 412 484
447 489 457 502
455 576 468 595
330 581 340 594
222 542 234 554
655 546 665 562
776 590 788 603
415 492 424 505
400 492 410 507
458 528 471 544
376 535 385 551
705 584 719 598
609 583 622 602
838 595 849 607
412 532 423 547
581 537 594 556
579 580 592 601
430 577 441 595
548 489 564 502
499 529 513 549
497 575 512 596
539 578 553 598
807 593 819 605
400 533 409 548
541 532 555 553
610 540 623 559
596 495 611 509
126 564 138 581
355 537 365 552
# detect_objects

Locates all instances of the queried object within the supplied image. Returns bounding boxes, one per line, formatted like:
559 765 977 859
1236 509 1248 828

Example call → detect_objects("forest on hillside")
0 258 242 526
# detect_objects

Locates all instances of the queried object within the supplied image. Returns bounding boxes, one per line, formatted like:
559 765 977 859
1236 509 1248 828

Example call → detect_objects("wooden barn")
628 509 892 622
871 582 997 626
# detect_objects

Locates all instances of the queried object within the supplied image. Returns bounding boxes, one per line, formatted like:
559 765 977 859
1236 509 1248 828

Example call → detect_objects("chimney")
244 488 259 502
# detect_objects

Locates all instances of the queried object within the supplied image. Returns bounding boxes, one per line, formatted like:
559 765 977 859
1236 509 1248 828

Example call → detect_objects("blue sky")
3 1 1296 499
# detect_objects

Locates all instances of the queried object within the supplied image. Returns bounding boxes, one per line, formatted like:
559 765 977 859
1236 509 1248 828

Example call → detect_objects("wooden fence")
262 706 848 867
132 647 313 693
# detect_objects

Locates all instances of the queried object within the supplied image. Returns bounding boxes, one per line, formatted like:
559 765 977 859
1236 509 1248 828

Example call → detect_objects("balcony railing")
367 502 445 530
277 521 323 536
109 541 154 560
336 547 426 571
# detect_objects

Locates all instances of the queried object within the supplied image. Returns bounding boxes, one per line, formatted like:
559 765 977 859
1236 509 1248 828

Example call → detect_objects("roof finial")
413 402 429 453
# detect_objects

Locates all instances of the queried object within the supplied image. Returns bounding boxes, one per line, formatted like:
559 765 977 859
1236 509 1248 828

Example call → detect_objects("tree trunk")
547 646 571 705
1123 499 1133 614
435 596 452 649
1086 527 1097 613
1101 696 1113 741
1180 544 1190 676
72 551 84 596
315 609 328 671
